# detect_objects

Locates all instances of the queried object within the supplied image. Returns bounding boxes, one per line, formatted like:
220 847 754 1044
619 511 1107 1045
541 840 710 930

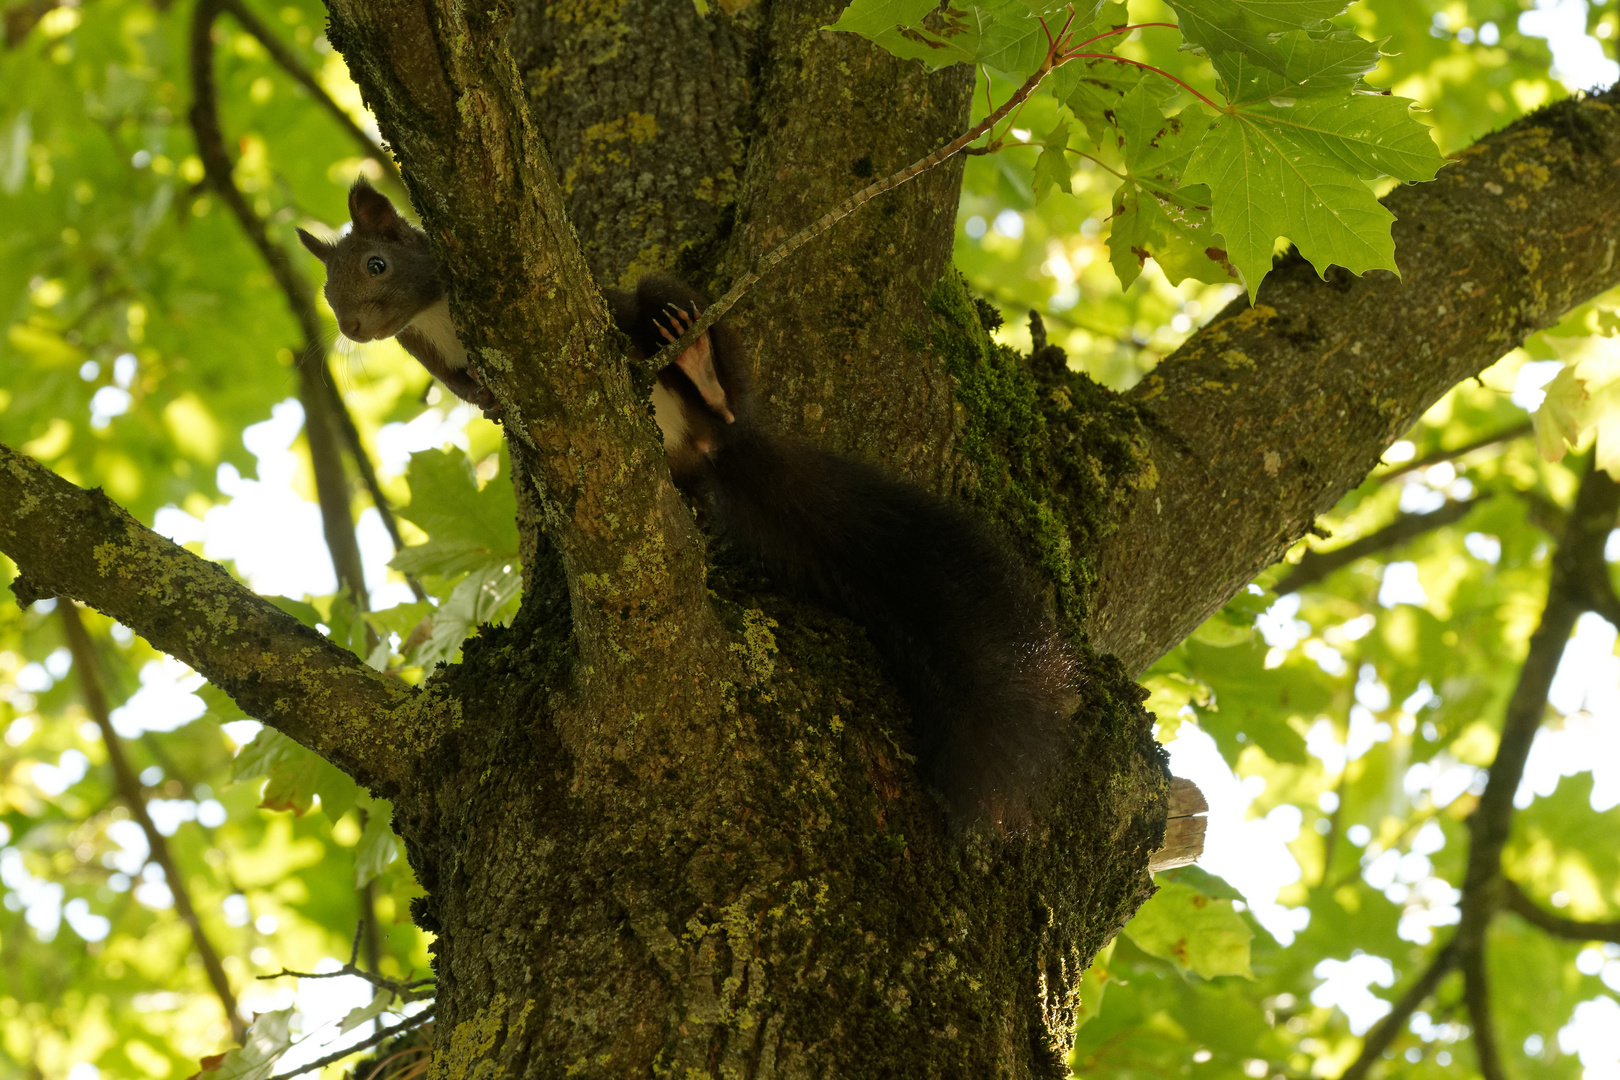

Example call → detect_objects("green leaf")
1180 638 1323 765
1032 119 1073 202
355 801 398 887
1182 89 1443 297
1060 56 1148 144
828 0 1087 77
391 448 519 578
1073 939 1116 1031
339 994 392 1035
233 726 361 821
1106 85 1235 287
1165 0 1350 68
1160 864 1246 902
412 563 522 669
201 1008 294 1080
1534 364 1585 462
1124 880 1254 979
824 0 939 38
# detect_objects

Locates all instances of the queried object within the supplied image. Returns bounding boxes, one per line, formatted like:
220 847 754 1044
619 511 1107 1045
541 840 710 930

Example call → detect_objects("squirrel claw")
655 303 698 342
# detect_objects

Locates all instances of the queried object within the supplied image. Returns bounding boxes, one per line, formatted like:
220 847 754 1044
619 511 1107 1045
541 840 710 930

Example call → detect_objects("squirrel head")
297 178 443 343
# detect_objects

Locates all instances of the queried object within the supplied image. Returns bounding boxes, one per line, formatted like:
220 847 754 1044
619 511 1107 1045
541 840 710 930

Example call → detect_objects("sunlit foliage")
1 0 1618 1076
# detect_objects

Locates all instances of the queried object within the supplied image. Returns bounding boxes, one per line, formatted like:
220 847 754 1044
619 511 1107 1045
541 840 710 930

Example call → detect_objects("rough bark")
4 1 1620 1076
1091 89 1620 675
295 0 1173 1074
0 444 414 794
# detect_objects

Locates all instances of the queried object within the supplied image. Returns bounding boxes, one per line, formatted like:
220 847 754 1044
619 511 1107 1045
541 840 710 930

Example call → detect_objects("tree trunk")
3 0 1617 1071
317 0 1173 1074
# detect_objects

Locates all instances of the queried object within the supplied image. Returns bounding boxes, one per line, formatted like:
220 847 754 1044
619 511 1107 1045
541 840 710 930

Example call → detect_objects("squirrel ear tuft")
348 177 403 236
296 227 333 263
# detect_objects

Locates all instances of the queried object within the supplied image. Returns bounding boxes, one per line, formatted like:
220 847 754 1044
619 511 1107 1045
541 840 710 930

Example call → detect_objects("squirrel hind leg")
651 303 734 424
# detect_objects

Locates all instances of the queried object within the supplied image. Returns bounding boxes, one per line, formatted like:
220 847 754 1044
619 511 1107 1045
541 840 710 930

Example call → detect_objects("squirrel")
300 178 1078 829
297 179 492 411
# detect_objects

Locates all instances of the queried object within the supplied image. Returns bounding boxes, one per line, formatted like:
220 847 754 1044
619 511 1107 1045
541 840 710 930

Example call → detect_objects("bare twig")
60 603 249 1043
650 53 1061 369
1376 422 1533 485
323 387 428 602
1466 464 1619 876
190 0 424 611
1275 497 1485 595
190 0 369 608
1338 945 1459 1080
1503 878 1620 942
258 963 435 1002
267 1007 434 1080
1338 460 1620 1080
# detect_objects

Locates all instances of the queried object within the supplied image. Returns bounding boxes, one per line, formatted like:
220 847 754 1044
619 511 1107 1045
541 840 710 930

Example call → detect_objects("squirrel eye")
366 256 387 276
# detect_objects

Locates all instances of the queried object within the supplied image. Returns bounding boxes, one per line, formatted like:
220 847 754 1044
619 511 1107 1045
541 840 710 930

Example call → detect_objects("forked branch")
651 15 1197 368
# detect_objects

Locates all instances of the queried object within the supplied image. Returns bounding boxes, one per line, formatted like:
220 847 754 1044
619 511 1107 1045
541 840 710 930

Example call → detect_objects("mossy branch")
323 0 724 688
0 441 417 796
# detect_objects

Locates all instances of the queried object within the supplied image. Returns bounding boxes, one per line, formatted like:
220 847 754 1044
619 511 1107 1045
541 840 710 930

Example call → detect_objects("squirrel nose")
340 317 363 340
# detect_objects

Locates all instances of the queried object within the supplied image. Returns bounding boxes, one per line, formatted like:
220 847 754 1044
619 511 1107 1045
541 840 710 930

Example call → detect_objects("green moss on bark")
922 274 1155 631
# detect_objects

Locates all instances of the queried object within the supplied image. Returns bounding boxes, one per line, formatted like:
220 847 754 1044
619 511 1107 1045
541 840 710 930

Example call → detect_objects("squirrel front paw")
463 361 501 420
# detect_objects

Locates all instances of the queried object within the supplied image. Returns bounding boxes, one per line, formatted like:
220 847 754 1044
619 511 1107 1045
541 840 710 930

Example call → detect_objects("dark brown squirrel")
299 178 1078 829
297 178 491 410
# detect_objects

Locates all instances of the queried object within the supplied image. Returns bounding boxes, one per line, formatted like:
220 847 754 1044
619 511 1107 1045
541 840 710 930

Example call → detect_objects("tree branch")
1503 877 1620 943
257 962 435 1002
323 0 726 701
1375 422 1533 485
215 0 402 187
1275 496 1484 596
190 0 372 609
1460 945 1506 1080
1091 88 1620 675
1337 459 1620 1080
1462 462 1620 905
268 1007 434 1080
60 602 249 1044
1337 945 1459 1080
0 442 417 795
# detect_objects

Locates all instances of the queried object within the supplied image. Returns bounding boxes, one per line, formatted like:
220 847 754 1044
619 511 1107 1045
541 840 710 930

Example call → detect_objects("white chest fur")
408 298 468 370
650 380 691 454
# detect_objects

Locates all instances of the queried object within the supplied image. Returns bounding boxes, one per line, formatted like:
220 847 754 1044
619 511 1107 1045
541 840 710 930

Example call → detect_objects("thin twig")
60 603 249 1044
191 0 423 613
1337 945 1459 1080
214 0 401 187
1339 460 1620 1080
1275 496 1484 595
322 381 427 602
1376 422 1533 485
190 0 368 609
649 51 1061 369
1503 878 1620 942
1460 946 1507 1080
258 963 436 1002
267 1007 435 1080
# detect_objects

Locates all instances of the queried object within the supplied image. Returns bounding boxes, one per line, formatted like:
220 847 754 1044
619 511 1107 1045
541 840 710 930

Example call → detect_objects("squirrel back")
612 276 1078 829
